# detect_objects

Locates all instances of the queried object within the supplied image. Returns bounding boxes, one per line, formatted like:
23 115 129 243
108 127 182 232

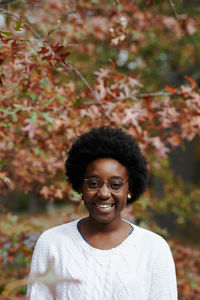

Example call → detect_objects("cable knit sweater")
27 219 177 300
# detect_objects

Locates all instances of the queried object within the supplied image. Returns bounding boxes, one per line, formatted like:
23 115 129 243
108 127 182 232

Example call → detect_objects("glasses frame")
83 177 128 193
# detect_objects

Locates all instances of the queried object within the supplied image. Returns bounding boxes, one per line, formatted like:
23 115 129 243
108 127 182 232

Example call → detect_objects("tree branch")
0 8 42 39
0 9 93 93
79 90 179 106
137 91 171 98
168 0 181 25
0 8 111 118
65 60 96 99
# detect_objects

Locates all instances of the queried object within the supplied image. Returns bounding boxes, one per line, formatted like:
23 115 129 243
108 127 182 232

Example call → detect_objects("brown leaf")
38 47 49 54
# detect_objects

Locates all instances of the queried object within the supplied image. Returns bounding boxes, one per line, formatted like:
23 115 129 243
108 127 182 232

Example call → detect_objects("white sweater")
27 219 178 300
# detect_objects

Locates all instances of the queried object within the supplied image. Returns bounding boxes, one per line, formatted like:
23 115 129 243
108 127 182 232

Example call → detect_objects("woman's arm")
27 232 55 300
148 239 178 300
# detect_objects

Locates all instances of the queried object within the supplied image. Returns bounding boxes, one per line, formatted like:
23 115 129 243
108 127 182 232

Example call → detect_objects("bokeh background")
0 0 200 299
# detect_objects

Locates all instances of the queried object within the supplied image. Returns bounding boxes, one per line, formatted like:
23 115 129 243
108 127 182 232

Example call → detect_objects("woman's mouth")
94 203 115 210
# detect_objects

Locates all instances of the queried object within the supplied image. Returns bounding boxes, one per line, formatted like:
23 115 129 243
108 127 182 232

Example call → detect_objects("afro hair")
65 126 148 204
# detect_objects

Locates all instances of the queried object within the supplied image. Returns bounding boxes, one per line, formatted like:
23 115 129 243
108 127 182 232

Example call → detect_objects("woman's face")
80 157 130 225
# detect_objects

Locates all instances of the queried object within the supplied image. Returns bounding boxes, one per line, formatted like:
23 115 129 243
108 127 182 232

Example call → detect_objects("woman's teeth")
95 204 114 209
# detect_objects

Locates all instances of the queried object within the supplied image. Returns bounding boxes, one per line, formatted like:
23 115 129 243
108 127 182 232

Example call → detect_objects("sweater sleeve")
148 238 178 300
27 232 54 300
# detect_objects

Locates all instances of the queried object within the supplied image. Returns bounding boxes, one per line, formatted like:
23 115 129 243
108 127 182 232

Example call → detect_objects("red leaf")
42 55 52 61
165 85 175 94
184 76 196 88
38 47 49 54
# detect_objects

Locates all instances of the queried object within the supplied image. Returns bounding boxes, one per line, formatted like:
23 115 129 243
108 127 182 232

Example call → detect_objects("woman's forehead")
84 157 128 179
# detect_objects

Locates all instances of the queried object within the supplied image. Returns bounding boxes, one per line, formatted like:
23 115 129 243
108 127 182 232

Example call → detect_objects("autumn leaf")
42 54 53 61
38 46 49 54
165 85 176 95
184 76 197 88
146 0 151 6
0 2 200 299
0 172 15 190
94 68 110 80
28 258 81 298
55 188 63 199
40 186 50 199
22 119 37 139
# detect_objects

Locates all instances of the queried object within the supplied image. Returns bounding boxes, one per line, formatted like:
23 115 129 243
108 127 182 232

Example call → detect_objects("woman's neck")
79 216 132 250
83 215 124 234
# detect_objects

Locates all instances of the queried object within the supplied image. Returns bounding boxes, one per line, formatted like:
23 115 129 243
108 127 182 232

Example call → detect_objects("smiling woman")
27 127 178 300
81 158 129 228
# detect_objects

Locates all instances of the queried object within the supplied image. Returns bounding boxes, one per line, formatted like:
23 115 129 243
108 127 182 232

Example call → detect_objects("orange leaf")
165 85 175 94
184 76 196 88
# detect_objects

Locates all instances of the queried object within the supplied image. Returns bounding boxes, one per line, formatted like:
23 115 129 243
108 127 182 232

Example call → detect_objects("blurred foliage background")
0 0 200 299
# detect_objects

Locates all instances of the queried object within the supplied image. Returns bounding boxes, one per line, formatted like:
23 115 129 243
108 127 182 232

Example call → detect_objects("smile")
95 203 115 209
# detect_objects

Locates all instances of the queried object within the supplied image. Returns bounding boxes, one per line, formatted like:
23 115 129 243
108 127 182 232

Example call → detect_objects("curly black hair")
65 126 148 204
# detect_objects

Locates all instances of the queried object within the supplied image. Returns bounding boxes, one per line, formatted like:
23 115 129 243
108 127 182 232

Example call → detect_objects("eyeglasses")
84 177 128 193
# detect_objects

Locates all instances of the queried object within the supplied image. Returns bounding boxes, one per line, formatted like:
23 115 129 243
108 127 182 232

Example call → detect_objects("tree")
0 0 200 203
0 2 200 298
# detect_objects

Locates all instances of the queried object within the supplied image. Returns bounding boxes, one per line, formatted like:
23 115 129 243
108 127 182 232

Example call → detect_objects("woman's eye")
88 180 99 188
110 182 122 189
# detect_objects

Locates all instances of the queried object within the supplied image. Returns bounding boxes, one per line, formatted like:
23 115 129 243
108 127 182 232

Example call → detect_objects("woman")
27 126 177 299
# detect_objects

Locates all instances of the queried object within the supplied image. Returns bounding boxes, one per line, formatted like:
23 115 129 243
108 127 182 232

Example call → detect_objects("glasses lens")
109 180 124 191
86 178 101 189
85 178 126 192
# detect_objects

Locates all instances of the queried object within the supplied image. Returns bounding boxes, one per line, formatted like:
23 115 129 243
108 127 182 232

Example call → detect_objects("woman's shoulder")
130 222 171 252
35 219 79 245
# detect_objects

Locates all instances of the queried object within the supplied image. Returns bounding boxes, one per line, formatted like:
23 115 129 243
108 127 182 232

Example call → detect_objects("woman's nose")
97 183 111 198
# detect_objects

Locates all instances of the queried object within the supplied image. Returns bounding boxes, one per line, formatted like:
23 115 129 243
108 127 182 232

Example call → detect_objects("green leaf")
31 112 38 124
0 30 12 36
139 197 148 208
56 95 65 104
34 148 41 156
40 78 48 87
61 183 66 190
48 27 61 37
71 190 81 200
41 98 53 106
0 108 11 114
27 92 37 101
15 19 24 32
42 112 53 125
20 285 27 295
0 159 5 167
0 107 21 115
73 98 82 106
12 114 18 122
1 122 10 127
